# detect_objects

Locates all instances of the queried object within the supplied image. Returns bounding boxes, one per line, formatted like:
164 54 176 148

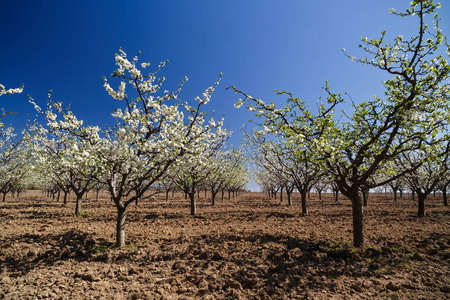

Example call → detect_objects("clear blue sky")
1 1 449 191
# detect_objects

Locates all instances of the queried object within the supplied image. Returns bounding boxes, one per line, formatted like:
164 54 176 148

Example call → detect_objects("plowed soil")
0 190 449 299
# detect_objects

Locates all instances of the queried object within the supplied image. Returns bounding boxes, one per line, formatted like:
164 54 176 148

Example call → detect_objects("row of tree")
231 0 450 247
1 1 448 250
1 50 249 248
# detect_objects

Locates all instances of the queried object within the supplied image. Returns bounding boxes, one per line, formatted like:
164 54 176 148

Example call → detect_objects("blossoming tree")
26 113 98 215
30 50 226 248
169 126 230 215
231 0 450 247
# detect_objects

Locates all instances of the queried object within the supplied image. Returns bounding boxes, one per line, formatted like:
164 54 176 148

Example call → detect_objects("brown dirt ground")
0 190 449 299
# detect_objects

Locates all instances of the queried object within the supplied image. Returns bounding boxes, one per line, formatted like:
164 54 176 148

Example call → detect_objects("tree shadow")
145 232 414 296
1 229 114 277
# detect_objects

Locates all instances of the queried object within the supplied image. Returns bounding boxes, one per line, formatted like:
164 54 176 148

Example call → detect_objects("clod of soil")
0 190 449 299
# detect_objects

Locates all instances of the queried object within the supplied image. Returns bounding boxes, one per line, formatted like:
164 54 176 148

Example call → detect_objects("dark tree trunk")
211 191 217 206
443 187 448 207
189 193 196 216
280 186 283 203
287 191 292 206
418 193 426 217
116 206 126 248
75 194 83 215
228 190 231 200
412 190 415 200
2 193 6 202
204 190 207 198
57 190 61 202
350 193 364 248
165 190 169 202
63 191 68 206
362 188 369 206
172 189 175 198
400 189 403 198
300 190 308 215
96 190 100 200
318 190 322 201
393 189 398 202
221 189 224 201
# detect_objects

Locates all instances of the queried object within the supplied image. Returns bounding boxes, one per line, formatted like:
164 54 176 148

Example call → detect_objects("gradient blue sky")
1 1 449 190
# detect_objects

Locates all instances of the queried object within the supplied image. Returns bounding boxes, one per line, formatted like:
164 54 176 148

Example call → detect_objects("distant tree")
246 130 326 211
398 142 450 216
158 174 175 202
170 128 229 215
26 120 96 215
0 144 31 201
205 147 248 206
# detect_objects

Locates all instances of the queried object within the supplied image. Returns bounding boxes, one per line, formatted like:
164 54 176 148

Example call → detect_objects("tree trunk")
280 186 283 203
116 206 126 248
400 189 403 198
63 191 68 206
189 193 196 216
211 191 217 206
165 190 169 202
300 190 308 215
350 193 364 248
75 193 83 215
393 189 398 202
361 187 369 207
441 186 448 207
221 189 224 201
57 190 61 202
318 190 322 201
96 190 100 200
2 193 6 202
287 191 292 206
204 189 207 198
418 193 425 217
